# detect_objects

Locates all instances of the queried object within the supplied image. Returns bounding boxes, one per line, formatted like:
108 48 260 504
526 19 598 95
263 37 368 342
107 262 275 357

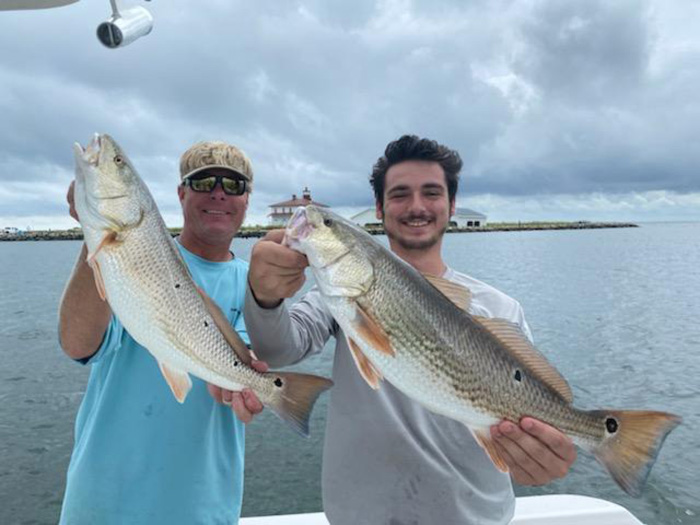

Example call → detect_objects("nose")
209 182 227 200
407 192 428 213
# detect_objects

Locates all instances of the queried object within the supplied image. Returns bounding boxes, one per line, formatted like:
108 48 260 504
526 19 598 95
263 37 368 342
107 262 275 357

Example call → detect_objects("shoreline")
0 222 638 242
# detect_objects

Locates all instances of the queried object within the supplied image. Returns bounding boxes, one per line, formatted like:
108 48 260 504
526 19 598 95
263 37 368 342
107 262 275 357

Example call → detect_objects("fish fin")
473 316 574 403
158 361 192 404
87 257 107 301
589 409 682 496
88 230 120 262
472 428 510 473
347 337 383 390
265 371 334 437
195 286 253 367
353 304 395 357
422 273 472 311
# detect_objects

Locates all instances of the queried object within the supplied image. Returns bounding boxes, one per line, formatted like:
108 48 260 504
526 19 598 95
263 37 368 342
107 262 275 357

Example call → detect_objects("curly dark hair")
370 135 462 208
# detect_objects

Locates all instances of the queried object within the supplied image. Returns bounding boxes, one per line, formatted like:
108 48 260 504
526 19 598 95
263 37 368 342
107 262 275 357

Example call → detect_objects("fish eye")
114 155 124 165
323 218 333 227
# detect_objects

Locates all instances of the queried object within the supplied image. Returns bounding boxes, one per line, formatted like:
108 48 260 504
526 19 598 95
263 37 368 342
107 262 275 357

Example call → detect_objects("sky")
1 0 699 230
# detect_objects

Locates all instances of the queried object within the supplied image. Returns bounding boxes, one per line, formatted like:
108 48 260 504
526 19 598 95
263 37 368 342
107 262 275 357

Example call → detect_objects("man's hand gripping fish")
72 134 332 436
284 204 681 494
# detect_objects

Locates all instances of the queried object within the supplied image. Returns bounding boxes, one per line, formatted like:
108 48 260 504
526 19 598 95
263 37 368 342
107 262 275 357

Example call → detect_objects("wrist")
249 280 283 309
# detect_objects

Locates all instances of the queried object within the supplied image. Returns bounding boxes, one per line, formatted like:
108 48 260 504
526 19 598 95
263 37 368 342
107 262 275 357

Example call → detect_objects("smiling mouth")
203 210 230 215
403 219 431 227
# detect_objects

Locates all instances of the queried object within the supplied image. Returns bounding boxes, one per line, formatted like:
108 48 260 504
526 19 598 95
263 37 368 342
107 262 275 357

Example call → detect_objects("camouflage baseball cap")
179 141 253 191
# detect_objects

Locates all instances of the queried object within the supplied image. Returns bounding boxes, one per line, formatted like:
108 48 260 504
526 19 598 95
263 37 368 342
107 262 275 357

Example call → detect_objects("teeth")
406 220 429 226
204 210 226 215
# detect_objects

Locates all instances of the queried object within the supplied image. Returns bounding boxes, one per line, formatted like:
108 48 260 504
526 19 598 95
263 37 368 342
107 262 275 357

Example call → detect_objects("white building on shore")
267 187 329 226
349 208 380 227
452 208 487 227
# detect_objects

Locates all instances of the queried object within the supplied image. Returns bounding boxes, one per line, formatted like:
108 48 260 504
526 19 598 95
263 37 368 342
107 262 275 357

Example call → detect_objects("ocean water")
0 223 698 525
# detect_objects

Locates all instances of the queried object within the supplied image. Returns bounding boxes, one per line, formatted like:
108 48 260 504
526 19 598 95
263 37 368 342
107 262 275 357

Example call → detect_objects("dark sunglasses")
182 174 247 196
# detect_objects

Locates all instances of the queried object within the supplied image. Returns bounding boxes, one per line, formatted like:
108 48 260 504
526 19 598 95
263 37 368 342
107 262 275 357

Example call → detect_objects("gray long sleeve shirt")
244 267 533 525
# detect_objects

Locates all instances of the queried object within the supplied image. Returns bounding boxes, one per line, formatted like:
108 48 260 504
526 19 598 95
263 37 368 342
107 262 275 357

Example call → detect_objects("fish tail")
589 409 682 496
266 372 333 437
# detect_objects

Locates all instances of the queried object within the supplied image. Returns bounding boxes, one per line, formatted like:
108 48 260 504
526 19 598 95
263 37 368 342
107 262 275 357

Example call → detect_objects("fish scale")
285 204 682 494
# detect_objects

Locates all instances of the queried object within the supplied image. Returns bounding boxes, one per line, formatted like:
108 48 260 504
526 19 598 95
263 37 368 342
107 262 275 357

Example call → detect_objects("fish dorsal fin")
353 303 395 357
196 286 253 367
158 361 192 404
473 316 574 403
471 427 509 473
347 336 383 390
422 273 472 311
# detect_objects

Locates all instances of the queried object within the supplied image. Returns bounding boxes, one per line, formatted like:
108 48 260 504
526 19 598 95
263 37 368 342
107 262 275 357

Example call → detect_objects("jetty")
0 221 638 242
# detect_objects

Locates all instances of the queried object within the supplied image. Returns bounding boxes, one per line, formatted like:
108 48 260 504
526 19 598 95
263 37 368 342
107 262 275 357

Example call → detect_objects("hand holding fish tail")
491 418 576 486
208 359 268 423
249 229 309 308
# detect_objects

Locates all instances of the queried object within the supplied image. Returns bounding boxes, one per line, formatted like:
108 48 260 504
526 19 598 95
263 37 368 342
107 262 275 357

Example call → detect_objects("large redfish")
285 204 681 494
73 133 332 436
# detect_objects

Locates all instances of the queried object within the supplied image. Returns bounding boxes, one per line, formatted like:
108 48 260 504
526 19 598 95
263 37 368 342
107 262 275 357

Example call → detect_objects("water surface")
1 223 698 524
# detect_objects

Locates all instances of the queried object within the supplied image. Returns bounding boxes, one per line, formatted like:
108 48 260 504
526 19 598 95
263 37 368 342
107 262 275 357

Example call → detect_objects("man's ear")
449 198 456 217
375 201 383 221
177 184 185 204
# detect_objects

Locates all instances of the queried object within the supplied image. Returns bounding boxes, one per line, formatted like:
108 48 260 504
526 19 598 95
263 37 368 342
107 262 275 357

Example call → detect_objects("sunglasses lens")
189 176 217 192
186 174 246 195
221 178 245 195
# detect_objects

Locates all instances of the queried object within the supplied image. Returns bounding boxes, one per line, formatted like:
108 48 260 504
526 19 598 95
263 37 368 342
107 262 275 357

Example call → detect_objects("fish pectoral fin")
158 361 192 404
473 316 574 404
352 304 395 357
347 337 383 390
472 427 510 473
87 257 107 301
195 286 253 366
87 230 120 264
422 273 472 311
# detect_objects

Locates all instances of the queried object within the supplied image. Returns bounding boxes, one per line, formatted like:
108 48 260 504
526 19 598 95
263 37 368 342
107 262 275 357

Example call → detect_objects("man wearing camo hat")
59 141 265 525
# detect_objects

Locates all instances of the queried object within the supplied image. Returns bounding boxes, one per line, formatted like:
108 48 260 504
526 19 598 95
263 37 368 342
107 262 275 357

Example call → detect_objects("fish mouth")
73 133 102 167
283 207 314 249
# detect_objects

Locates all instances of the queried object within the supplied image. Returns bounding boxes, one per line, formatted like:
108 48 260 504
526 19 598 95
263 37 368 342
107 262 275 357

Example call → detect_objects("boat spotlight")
97 0 153 49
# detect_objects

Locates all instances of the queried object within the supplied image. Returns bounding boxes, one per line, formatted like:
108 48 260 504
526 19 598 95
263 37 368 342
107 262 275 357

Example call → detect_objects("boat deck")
240 494 644 524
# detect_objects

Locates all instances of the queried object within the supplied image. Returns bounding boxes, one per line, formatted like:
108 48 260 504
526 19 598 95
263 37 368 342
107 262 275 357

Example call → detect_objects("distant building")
452 208 487 227
350 208 380 227
268 187 329 226
2 226 24 235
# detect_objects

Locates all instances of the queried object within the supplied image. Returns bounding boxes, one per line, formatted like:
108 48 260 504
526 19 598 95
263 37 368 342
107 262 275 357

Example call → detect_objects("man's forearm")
58 244 112 360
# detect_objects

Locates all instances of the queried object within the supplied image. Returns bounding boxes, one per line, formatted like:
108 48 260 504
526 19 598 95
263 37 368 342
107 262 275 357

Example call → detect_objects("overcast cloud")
1 0 699 229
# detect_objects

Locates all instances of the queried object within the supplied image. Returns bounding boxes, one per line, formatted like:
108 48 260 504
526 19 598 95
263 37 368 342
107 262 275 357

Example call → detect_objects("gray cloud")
0 0 698 228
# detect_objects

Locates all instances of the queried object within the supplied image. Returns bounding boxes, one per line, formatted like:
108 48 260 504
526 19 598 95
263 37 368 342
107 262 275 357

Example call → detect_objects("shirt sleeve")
243 283 336 368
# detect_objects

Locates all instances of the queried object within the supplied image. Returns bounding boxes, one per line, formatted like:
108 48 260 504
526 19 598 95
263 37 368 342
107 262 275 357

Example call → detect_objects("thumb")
263 229 286 243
